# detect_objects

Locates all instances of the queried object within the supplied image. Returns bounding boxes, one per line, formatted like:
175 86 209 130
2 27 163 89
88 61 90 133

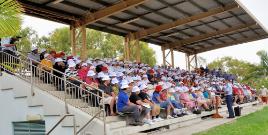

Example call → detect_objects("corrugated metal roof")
18 0 268 54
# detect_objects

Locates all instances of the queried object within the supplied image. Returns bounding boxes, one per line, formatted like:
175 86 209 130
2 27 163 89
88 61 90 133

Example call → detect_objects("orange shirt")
40 59 53 71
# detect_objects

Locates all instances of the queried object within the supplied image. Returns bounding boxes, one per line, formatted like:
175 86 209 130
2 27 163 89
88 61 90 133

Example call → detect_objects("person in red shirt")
78 63 89 81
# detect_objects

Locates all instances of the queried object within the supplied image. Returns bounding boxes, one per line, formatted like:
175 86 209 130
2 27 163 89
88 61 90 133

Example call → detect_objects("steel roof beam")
132 3 238 40
164 22 256 49
195 35 267 54
75 0 148 27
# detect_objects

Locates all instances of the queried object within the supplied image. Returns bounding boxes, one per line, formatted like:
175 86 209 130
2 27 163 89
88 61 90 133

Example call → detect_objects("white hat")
132 86 140 92
44 53 50 58
87 70 95 77
111 78 119 84
68 61 76 68
117 72 124 77
102 75 110 81
31 46 38 51
97 72 105 78
168 88 175 93
132 77 138 81
40 48 46 53
75 59 82 64
55 58 64 63
142 74 148 78
139 84 147 90
121 84 129 89
109 72 117 77
86 59 92 64
81 63 87 67
90 66 95 70
121 79 129 85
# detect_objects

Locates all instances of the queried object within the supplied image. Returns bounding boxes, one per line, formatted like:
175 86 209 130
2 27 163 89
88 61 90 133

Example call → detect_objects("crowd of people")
22 46 263 126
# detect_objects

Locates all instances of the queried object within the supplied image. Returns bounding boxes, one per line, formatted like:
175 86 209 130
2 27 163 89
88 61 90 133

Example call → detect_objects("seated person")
39 53 53 83
65 60 82 98
130 86 153 125
167 88 186 117
138 84 162 122
85 70 99 89
99 75 116 116
194 88 212 111
117 83 143 126
152 85 173 119
233 84 244 104
111 78 119 95
77 63 89 81
179 88 196 111
53 58 66 91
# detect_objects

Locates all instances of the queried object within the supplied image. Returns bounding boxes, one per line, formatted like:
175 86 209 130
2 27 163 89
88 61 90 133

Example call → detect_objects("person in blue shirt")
224 80 235 118
117 83 143 126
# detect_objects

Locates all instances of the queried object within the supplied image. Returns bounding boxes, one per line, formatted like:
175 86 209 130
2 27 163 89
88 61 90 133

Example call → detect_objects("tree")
50 27 71 54
257 50 268 76
0 0 22 37
47 27 157 66
16 27 38 54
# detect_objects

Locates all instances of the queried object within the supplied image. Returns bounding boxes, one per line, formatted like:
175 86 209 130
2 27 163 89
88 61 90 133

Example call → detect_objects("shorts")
159 101 170 109
102 96 114 104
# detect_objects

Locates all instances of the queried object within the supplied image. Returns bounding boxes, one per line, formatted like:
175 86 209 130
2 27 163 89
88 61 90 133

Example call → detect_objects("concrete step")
37 83 57 91
61 115 80 127
48 91 72 100
66 99 88 108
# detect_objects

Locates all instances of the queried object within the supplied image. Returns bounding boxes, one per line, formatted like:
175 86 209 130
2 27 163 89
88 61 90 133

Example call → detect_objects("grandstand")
1 0 268 135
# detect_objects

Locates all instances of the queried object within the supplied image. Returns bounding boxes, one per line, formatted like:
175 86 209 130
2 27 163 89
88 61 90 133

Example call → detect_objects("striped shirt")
65 68 77 78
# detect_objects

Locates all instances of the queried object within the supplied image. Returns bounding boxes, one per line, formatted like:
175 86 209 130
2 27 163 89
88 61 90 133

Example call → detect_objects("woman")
39 53 53 83
53 58 66 91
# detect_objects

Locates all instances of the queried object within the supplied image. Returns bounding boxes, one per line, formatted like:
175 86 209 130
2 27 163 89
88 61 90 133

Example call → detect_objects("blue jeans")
159 101 170 109
226 95 235 117
170 100 183 109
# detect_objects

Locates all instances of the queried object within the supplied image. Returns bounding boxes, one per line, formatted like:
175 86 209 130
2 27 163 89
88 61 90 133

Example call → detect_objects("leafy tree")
257 50 268 76
0 0 22 37
16 27 38 54
50 27 71 54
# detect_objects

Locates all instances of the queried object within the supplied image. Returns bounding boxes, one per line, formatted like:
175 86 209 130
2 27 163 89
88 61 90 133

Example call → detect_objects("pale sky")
22 0 268 69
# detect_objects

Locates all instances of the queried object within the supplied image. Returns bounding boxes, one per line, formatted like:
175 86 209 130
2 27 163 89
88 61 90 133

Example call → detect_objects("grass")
194 107 268 135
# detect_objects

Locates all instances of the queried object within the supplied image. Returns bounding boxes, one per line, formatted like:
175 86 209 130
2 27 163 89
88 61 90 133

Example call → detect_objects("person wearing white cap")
85 70 98 89
53 57 66 91
39 53 53 83
111 78 119 95
129 86 154 125
28 46 40 76
260 85 268 104
167 88 185 117
117 83 143 126
40 48 47 61
99 75 116 116
65 60 82 98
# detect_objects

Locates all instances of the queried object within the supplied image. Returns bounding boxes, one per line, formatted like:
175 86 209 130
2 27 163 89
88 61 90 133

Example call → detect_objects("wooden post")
171 48 174 68
135 40 141 63
81 25 87 60
70 25 76 56
185 53 190 71
161 46 166 66
194 54 198 68
124 36 130 61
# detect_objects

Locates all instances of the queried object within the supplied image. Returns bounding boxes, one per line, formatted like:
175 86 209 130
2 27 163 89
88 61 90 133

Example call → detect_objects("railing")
0 50 106 134
46 114 76 135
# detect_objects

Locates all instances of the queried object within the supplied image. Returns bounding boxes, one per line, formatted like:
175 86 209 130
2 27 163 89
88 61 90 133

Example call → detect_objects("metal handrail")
46 114 76 135
1 50 107 134
76 109 103 134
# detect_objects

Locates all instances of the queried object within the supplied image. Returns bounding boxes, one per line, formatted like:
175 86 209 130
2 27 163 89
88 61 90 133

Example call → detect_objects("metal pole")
30 59 34 96
102 91 106 135
73 115 77 135
64 75 69 114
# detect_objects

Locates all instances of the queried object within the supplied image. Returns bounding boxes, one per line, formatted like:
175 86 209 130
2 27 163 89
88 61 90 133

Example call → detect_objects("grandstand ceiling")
18 0 268 55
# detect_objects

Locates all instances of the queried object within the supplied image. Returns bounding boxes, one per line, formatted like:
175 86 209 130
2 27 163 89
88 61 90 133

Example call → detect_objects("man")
260 86 268 104
224 80 235 118
99 75 116 116
28 46 40 76
117 83 143 126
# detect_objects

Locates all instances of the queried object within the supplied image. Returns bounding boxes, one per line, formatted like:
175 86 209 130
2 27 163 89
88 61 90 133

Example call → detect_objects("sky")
21 0 268 69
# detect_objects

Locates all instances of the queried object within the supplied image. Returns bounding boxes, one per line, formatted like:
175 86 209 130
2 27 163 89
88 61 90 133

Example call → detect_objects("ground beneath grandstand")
151 104 267 135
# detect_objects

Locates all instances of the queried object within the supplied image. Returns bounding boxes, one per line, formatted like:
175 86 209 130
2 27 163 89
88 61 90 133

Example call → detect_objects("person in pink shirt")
179 89 195 110
77 63 89 81
84 70 99 89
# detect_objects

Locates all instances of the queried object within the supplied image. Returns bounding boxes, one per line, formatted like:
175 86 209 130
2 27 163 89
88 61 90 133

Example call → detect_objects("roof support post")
124 36 130 61
185 53 190 71
80 25 87 60
194 54 198 68
170 48 174 68
162 46 166 66
135 40 141 63
70 25 76 56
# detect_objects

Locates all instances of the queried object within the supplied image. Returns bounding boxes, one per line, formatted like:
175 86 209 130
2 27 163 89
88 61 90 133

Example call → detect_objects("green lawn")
194 107 268 135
